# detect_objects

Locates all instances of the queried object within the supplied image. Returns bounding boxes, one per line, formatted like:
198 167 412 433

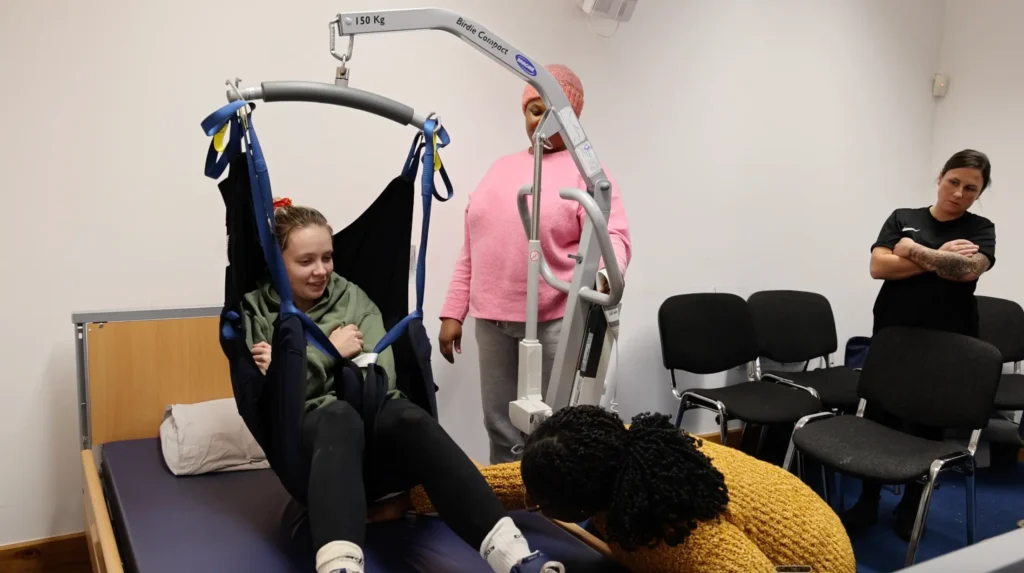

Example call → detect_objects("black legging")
301 397 507 551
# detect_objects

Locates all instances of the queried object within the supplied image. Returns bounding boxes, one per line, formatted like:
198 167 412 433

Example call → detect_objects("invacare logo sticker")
516 54 537 76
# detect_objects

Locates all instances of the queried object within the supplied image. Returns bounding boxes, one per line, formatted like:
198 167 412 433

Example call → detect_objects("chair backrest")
977 295 1024 363
657 293 758 374
747 290 839 364
859 326 1003 430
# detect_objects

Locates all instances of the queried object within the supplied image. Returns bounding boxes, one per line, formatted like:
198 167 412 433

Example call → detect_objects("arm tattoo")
907 245 990 280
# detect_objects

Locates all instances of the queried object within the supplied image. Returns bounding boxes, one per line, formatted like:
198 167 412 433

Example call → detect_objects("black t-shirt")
871 207 996 337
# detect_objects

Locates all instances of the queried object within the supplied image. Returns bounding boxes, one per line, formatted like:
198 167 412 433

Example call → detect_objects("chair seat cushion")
689 382 822 424
792 415 968 483
765 367 860 410
994 373 1024 410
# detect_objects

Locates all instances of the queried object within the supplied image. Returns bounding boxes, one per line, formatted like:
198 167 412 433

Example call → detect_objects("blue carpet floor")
824 462 1024 572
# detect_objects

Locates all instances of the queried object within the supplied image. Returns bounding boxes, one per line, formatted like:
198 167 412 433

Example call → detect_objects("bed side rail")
81 450 124 573
552 521 618 562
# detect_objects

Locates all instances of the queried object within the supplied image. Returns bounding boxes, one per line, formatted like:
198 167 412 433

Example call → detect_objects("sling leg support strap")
373 117 453 355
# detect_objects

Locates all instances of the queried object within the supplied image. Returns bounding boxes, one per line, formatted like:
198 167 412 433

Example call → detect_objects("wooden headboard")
75 307 233 447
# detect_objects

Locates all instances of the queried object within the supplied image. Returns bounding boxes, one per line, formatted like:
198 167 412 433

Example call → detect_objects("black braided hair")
521 405 729 551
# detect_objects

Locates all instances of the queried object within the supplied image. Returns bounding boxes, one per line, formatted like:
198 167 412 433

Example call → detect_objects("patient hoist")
202 9 625 470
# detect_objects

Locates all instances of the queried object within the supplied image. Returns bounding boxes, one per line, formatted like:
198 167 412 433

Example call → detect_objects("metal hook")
329 15 354 64
421 112 440 133
329 15 354 85
225 78 245 102
224 78 250 134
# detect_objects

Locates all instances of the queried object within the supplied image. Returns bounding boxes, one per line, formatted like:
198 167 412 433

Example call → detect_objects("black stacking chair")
784 326 1004 567
977 296 1024 413
657 293 822 446
747 290 860 413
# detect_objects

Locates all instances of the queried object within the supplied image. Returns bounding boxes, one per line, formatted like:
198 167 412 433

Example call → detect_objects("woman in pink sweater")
438 64 632 464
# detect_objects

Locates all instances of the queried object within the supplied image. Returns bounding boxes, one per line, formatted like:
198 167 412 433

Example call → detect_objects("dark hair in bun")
521 405 729 550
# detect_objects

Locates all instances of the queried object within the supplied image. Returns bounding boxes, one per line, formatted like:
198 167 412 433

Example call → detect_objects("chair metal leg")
904 454 971 568
905 470 939 568
965 460 977 545
783 437 797 472
674 396 689 428
835 472 845 513
717 401 729 445
820 464 830 505
754 423 769 458
796 451 805 481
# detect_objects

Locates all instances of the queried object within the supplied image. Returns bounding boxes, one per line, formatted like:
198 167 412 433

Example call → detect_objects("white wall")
0 0 948 546
929 0 1023 302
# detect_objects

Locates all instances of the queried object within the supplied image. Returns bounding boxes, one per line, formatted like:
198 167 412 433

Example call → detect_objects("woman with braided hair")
408 406 856 572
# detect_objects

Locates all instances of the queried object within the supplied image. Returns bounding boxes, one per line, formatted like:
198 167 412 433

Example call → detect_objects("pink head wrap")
522 64 584 117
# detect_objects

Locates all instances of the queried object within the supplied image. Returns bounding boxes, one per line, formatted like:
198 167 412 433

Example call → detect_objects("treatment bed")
75 307 625 573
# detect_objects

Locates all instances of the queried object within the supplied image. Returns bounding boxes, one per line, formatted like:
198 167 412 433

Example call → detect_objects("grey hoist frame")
225 7 625 446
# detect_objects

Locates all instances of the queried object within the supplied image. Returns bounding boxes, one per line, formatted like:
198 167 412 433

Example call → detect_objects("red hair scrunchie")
272 197 292 209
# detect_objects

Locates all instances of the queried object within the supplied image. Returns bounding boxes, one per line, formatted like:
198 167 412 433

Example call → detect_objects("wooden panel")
81 450 122 573
0 532 91 573
86 316 232 445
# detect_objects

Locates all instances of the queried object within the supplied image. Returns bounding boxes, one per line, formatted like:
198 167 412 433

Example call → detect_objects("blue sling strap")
372 118 453 354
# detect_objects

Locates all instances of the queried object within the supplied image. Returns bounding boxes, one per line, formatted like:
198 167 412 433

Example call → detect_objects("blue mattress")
101 438 625 572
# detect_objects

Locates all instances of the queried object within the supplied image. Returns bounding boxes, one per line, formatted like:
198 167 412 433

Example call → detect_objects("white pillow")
159 398 270 476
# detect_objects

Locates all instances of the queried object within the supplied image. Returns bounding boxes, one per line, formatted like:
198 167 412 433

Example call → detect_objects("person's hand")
597 271 610 294
939 239 978 257
893 237 916 258
439 318 463 364
252 342 272 374
330 324 364 359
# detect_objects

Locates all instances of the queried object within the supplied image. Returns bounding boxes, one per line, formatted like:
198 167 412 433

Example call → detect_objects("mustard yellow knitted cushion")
671 440 855 573
410 439 855 573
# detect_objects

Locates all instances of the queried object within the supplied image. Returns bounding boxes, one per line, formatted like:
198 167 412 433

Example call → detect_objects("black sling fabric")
331 172 438 420
217 153 439 503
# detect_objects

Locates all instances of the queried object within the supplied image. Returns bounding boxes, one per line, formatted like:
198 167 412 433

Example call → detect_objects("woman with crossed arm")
843 149 996 540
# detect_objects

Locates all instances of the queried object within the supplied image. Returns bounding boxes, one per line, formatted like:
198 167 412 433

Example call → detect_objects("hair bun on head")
272 197 292 211
603 410 728 551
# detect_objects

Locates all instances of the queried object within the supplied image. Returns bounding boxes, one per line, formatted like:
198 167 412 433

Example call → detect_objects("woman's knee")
316 400 364 441
378 401 438 438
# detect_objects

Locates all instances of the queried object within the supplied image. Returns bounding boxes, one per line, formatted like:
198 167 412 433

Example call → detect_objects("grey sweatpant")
474 318 563 464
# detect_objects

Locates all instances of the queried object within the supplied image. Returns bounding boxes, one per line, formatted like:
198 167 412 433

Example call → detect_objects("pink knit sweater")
440 148 631 324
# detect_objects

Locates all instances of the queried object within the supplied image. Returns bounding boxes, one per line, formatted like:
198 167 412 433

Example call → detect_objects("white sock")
316 540 364 573
480 516 533 573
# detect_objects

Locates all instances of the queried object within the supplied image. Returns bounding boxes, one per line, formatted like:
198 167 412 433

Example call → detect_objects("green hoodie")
241 272 399 411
